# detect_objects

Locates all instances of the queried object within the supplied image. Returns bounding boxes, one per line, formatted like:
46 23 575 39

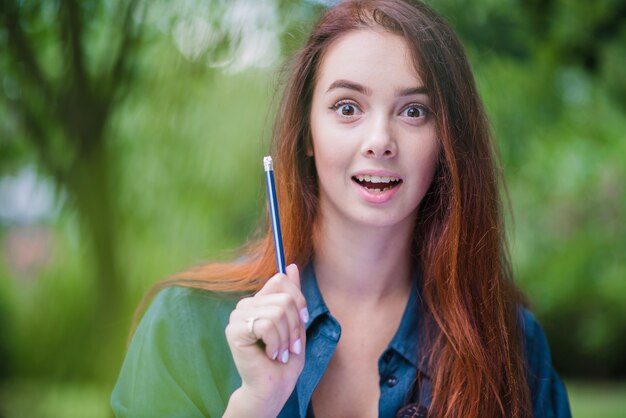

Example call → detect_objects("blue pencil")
263 156 286 274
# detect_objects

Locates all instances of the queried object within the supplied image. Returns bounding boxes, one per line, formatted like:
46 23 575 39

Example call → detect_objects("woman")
111 1 571 417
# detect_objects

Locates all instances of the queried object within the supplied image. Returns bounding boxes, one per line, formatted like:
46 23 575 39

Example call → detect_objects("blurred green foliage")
567 380 626 418
0 0 625 416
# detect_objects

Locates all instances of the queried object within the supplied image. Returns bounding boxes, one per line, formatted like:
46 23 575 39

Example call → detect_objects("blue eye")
401 105 428 118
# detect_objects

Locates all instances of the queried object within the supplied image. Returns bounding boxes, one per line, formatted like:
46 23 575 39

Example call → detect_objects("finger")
235 289 305 358
228 307 288 361
249 316 282 361
256 265 309 324
227 315 280 361
255 272 287 296
284 263 301 290
249 293 303 355
285 264 309 324
247 305 292 361
284 264 309 324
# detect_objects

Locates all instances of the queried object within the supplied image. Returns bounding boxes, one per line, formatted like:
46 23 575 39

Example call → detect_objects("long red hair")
142 1 532 416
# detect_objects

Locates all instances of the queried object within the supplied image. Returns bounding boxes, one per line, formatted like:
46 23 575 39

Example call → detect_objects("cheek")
311 133 355 195
312 141 345 178
310 117 352 170
422 142 440 180
407 133 440 190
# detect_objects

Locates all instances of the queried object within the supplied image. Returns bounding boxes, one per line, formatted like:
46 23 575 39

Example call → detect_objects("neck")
312 212 415 309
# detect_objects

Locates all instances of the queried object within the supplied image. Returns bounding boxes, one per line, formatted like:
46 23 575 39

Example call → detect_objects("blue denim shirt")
111 264 571 417
278 264 572 418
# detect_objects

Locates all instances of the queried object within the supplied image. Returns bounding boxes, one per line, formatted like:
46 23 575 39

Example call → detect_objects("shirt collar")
300 263 330 332
300 262 428 372
388 271 424 369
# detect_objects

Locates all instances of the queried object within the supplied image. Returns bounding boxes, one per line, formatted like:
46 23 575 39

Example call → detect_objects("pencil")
263 156 286 274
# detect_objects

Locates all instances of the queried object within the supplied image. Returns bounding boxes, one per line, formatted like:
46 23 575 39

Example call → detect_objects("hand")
223 264 309 417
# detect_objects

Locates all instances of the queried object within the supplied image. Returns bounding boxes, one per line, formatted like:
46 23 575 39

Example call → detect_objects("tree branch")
0 0 55 106
59 0 88 92
108 0 142 96
9 97 65 184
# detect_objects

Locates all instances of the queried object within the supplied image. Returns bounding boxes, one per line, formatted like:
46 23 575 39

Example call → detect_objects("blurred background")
0 0 624 416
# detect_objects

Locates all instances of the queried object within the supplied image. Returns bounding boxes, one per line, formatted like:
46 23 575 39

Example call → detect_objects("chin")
350 208 417 230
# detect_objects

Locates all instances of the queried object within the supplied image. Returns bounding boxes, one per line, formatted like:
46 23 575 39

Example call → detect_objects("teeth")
364 186 392 192
356 175 400 183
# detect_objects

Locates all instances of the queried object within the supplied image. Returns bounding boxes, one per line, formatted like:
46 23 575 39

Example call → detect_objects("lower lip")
352 180 402 204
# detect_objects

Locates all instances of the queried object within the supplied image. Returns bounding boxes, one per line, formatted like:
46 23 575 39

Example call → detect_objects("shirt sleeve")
520 308 572 418
111 286 241 418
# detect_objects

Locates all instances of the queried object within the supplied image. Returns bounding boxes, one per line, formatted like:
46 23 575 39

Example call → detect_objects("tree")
0 0 143 318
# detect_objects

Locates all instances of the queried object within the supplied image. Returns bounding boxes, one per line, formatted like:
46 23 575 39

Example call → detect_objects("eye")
330 100 362 117
400 104 429 118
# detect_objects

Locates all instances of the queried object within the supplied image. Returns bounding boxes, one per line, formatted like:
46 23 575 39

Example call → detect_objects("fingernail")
300 307 309 324
281 349 289 364
271 350 279 360
292 338 302 355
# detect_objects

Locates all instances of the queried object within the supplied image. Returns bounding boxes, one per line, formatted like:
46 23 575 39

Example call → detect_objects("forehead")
315 29 423 88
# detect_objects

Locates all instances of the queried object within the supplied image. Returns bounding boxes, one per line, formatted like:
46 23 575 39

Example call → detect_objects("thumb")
284 263 301 290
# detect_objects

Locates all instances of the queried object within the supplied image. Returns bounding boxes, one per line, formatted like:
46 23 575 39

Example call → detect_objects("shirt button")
386 376 398 387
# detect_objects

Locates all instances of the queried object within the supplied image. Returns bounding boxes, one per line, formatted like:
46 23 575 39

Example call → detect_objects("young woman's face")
310 29 439 230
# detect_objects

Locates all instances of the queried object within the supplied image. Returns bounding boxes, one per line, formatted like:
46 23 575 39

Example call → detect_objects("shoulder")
518 307 572 418
146 286 240 332
134 285 245 368
138 286 242 352
518 307 548 361
111 286 244 418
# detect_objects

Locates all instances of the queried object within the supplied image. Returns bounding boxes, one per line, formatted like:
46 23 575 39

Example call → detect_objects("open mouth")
352 175 403 193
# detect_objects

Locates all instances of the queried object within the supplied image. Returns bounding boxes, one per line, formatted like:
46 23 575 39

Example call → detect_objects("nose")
361 113 397 159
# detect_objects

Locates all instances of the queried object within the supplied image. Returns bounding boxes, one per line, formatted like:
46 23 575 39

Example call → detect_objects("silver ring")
246 316 259 339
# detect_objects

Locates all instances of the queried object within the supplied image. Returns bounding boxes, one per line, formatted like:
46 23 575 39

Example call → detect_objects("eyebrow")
325 79 428 97
326 80 371 96
396 86 428 96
